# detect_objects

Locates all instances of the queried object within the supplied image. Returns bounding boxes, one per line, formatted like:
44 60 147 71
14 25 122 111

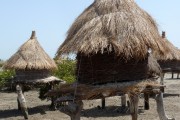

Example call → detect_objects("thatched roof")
3 31 57 70
154 31 180 61
56 0 169 60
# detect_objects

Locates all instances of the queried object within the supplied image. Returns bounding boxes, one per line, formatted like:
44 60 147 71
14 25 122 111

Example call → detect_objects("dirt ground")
0 73 180 120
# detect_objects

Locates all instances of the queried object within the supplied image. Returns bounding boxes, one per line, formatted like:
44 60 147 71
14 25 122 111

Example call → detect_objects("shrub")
53 59 76 83
39 59 76 100
0 70 15 89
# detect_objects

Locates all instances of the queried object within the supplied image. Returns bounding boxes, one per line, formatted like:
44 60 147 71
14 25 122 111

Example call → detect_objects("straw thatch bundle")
3 31 57 70
155 32 180 71
57 0 170 59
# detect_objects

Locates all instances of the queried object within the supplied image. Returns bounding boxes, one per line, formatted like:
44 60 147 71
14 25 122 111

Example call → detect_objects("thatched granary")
48 1 175 120
3 31 65 119
3 31 57 82
156 32 180 73
56 0 170 85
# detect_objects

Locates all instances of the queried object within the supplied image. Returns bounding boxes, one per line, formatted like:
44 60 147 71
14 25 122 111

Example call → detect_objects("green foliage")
53 59 76 83
39 59 76 100
0 70 15 89
0 60 4 67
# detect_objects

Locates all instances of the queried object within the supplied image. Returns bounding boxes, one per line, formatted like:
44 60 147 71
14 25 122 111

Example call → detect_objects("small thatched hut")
3 31 58 82
156 32 180 78
3 31 64 119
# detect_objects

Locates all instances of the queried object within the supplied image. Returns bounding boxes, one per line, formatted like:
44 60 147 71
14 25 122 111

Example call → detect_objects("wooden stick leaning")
16 85 28 119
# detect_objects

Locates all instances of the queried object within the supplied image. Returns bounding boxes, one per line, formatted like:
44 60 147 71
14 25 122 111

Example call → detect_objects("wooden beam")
155 93 175 120
16 85 28 119
47 80 162 100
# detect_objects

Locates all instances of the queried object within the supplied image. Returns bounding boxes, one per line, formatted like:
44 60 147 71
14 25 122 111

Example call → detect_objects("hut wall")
159 60 180 72
76 52 158 84
16 70 50 81
158 60 180 69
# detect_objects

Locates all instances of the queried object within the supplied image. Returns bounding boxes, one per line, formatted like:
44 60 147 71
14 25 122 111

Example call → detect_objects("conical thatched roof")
3 31 57 70
154 31 180 61
56 0 169 59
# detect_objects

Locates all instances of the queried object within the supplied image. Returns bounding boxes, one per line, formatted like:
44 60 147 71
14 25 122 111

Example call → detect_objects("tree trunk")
16 85 28 119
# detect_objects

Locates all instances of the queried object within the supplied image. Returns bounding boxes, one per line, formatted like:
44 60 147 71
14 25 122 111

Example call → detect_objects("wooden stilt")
17 98 21 110
155 93 175 120
128 93 139 120
121 94 126 108
58 100 83 120
144 93 149 110
160 73 165 93
172 72 174 79
50 83 56 110
177 73 179 79
101 98 105 109
69 101 83 120
16 85 28 119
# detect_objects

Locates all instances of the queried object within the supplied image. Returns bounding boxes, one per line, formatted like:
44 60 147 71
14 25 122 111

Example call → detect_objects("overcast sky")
0 0 180 60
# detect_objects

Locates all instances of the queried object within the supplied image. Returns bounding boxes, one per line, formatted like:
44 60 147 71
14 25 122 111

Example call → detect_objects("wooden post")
160 73 165 93
101 98 105 109
177 73 179 79
128 93 139 120
69 101 83 120
50 83 56 110
16 85 28 119
17 98 21 110
121 94 126 108
172 72 174 79
58 100 83 120
155 93 175 120
144 93 149 110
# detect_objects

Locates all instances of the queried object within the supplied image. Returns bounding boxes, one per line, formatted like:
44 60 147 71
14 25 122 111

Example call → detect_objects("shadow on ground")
81 106 144 118
0 105 51 119
163 93 180 97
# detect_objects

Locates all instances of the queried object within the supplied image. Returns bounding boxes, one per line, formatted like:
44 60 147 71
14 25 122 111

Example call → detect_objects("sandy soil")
0 73 180 120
